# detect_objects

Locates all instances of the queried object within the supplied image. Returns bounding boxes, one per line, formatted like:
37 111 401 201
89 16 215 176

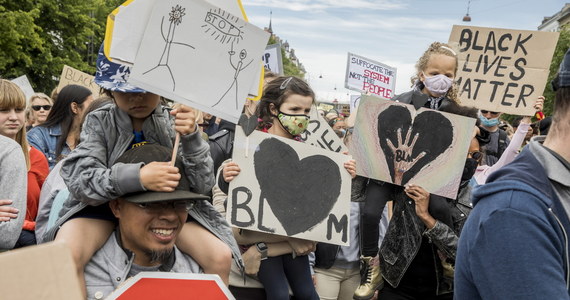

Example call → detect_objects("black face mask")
462 158 479 181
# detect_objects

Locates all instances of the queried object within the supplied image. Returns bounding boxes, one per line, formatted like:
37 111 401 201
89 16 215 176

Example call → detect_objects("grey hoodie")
0 136 27 250
42 103 243 269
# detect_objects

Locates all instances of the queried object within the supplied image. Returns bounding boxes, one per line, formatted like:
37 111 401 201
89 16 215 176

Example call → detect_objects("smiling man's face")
110 199 188 266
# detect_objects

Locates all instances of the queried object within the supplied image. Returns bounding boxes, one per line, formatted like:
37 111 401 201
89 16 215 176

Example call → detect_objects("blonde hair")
0 79 31 169
29 92 54 106
411 42 460 103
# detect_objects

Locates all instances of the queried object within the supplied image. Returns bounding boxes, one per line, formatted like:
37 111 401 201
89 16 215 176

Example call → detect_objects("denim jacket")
379 182 472 295
27 124 71 169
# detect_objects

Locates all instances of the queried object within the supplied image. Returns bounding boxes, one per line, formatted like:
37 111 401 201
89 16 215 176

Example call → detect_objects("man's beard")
143 248 173 264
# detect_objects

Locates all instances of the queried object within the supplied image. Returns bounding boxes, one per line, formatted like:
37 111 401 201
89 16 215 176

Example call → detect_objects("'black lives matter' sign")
449 25 559 115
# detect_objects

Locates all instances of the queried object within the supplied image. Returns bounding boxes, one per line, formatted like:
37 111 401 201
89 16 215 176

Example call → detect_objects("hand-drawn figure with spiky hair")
212 40 253 109
143 5 194 91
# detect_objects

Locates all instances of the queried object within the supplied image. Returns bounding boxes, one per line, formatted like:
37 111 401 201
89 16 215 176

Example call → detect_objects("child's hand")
534 96 544 112
287 238 316 256
0 199 19 222
223 161 241 183
140 162 181 192
344 159 356 178
170 104 196 135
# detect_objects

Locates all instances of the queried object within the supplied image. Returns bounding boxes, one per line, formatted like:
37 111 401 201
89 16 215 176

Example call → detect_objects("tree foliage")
267 35 304 78
0 0 122 94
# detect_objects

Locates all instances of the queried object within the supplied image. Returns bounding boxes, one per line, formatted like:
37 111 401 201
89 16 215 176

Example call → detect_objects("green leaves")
0 0 119 94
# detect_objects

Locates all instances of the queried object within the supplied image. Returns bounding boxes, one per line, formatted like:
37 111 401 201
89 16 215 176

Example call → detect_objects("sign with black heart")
351 96 475 199
227 127 352 246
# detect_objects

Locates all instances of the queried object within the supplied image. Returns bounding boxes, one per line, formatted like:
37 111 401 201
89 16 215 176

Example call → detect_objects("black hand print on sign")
378 105 453 186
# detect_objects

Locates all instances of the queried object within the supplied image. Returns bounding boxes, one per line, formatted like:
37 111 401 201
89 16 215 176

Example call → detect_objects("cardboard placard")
11 75 35 101
106 0 245 65
227 127 352 246
262 43 284 75
0 242 82 300
345 52 397 99
299 106 348 153
350 96 475 199
106 272 234 300
349 94 361 114
128 0 269 123
56 65 102 97
449 25 559 115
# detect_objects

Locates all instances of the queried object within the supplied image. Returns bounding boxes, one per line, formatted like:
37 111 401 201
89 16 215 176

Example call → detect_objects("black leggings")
257 254 319 300
361 180 391 257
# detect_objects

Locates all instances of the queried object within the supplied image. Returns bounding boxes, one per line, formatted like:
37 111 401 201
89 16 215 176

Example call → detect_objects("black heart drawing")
378 105 453 186
254 138 341 236
238 113 258 136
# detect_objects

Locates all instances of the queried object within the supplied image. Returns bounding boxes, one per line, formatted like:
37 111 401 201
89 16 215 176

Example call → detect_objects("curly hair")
411 42 460 103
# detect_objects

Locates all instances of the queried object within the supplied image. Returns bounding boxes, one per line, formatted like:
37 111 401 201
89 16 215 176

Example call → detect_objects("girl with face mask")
355 42 463 300
222 76 356 300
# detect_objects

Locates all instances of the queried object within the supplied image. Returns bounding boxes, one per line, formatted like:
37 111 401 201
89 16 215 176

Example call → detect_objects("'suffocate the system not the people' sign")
345 52 397 99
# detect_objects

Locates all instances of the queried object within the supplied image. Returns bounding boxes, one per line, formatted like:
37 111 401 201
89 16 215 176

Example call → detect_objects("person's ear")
109 199 122 218
70 102 79 115
269 103 278 116
419 72 426 82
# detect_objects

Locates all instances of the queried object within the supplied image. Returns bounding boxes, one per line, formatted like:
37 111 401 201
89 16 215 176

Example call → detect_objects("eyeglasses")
468 151 483 161
31 105 52 111
136 200 195 213
480 110 499 116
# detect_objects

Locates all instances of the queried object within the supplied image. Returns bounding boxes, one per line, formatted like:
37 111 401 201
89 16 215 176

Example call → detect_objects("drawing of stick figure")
143 5 194 91
213 41 253 109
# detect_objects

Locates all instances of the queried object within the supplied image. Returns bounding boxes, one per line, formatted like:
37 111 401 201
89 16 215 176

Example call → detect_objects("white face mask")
422 73 453 96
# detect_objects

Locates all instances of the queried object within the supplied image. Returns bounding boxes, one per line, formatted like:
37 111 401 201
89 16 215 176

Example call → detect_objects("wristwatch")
255 242 268 260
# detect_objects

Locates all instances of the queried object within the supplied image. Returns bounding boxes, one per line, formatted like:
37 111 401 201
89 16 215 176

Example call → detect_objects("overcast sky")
241 0 564 103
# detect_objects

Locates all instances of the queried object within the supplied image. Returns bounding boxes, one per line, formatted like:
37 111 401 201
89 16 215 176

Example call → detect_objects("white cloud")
243 0 406 11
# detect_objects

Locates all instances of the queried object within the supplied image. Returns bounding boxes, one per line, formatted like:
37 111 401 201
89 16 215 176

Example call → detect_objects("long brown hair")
0 79 30 169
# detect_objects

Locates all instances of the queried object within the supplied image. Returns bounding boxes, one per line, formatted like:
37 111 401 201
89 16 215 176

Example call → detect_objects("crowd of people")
0 37 568 300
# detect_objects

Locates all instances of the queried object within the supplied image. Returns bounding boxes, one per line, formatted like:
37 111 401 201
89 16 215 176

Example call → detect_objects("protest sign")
56 65 101 97
11 75 35 101
0 242 82 300
106 0 245 65
349 94 361 113
299 105 348 153
262 43 284 75
227 127 352 246
106 0 264 101
106 272 234 300
128 0 269 123
350 96 475 199
345 53 397 99
449 25 559 115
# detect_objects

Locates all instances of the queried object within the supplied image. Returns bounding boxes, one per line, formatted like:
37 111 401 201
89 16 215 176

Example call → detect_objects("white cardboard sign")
345 52 397 99
11 75 35 101
128 0 269 123
262 43 284 75
227 127 352 246
299 106 348 153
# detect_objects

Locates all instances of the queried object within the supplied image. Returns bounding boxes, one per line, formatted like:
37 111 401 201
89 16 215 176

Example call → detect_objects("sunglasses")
136 200 195 213
480 110 499 116
469 151 483 161
31 105 52 111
